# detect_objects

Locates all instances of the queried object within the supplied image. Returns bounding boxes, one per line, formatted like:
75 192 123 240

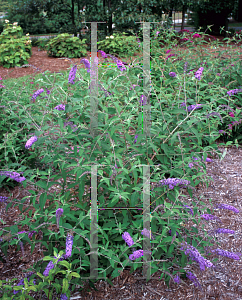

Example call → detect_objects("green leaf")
58 261 70 269
69 272 80 278
62 278 69 294
39 192 47 211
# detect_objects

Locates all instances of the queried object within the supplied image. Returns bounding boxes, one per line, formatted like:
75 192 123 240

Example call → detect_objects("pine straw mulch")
0 36 242 299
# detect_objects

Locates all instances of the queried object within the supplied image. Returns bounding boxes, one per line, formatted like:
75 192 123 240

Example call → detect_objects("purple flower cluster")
216 203 239 214
64 234 74 258
174 274 180 284
186 272 201 289
43 255 64 276
64 121 78 132
200 214 219 221
129 249 143 261
227 88 242 96
180 241 214 271
180 102 203 112
98 50 108 58
54 104 65 111
56 208 64 229
183 204 193 216
211 249 241 260
31 88 44 102
68 64 77 84
25 135 38 149
80 58 90 73
215 228 235 234
152 178 191 190
169 72 177 78
60 294 68 300
122 232 134 247
0 171 26 183
134 134 138 144
13 272 36 295
194 67 204 80
184 61 188 73
0 196 8 202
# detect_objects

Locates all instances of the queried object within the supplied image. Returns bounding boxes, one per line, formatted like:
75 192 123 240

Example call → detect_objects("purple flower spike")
25 136 38 149
211 249 241 260
186 272 201 289
0 196 8 202
68 64 77 84
216 203 239 214
98 50 108 58
141 228 155 240
180 241 214 271
174 274 180 284
183 204 194 216
31 88 44 102
56 208 64 229
227 88 242 96
139 95 147 105
43 256 64 276
122 232 134 247
28 231 37 238
80 58 91 73
195 67 204 80
60 294 69 300
200 214 219 221
129 249 143 261
169 72 177 78
134 134 138 144
215 228 235 234
54 104 65 111
64 234 74 258
0 171 26 183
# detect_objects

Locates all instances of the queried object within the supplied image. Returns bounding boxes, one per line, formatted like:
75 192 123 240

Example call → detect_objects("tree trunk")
108 0 113 35
71 0 76 36
237 0 242 22
181 5 186 31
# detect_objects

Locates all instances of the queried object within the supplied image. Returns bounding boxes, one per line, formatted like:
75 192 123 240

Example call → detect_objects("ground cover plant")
0 21 242 299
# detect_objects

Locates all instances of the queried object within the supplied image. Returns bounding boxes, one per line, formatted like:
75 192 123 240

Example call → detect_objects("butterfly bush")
200 214 219 221
80 58 90 73
43 256 64 276
180 241 214 271
13 272 36 296
227 88 242 96
174 274 180 284
134 134 138 144
25 135 38 149
129 249 143 261
60 294 68 300
68 64 77 84
141 228 155 240
215 228 235 234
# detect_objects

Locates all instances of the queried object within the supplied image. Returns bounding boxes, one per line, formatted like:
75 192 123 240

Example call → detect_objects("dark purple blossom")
13 272 36 295
152 178 191 190
134 134 138 144
68 64 77 84
122 232 134 247
43 256 64 276
184 61 188 73
139 95 147 105
183 204 193 216
60 294 69 300
98 50 108 58
25 136 38 149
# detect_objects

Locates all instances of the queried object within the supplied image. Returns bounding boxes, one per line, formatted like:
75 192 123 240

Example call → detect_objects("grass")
0 27 242 299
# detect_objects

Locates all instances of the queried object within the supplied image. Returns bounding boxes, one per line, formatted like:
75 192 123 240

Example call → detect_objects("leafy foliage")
0 21 32 68
44 33 87 58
